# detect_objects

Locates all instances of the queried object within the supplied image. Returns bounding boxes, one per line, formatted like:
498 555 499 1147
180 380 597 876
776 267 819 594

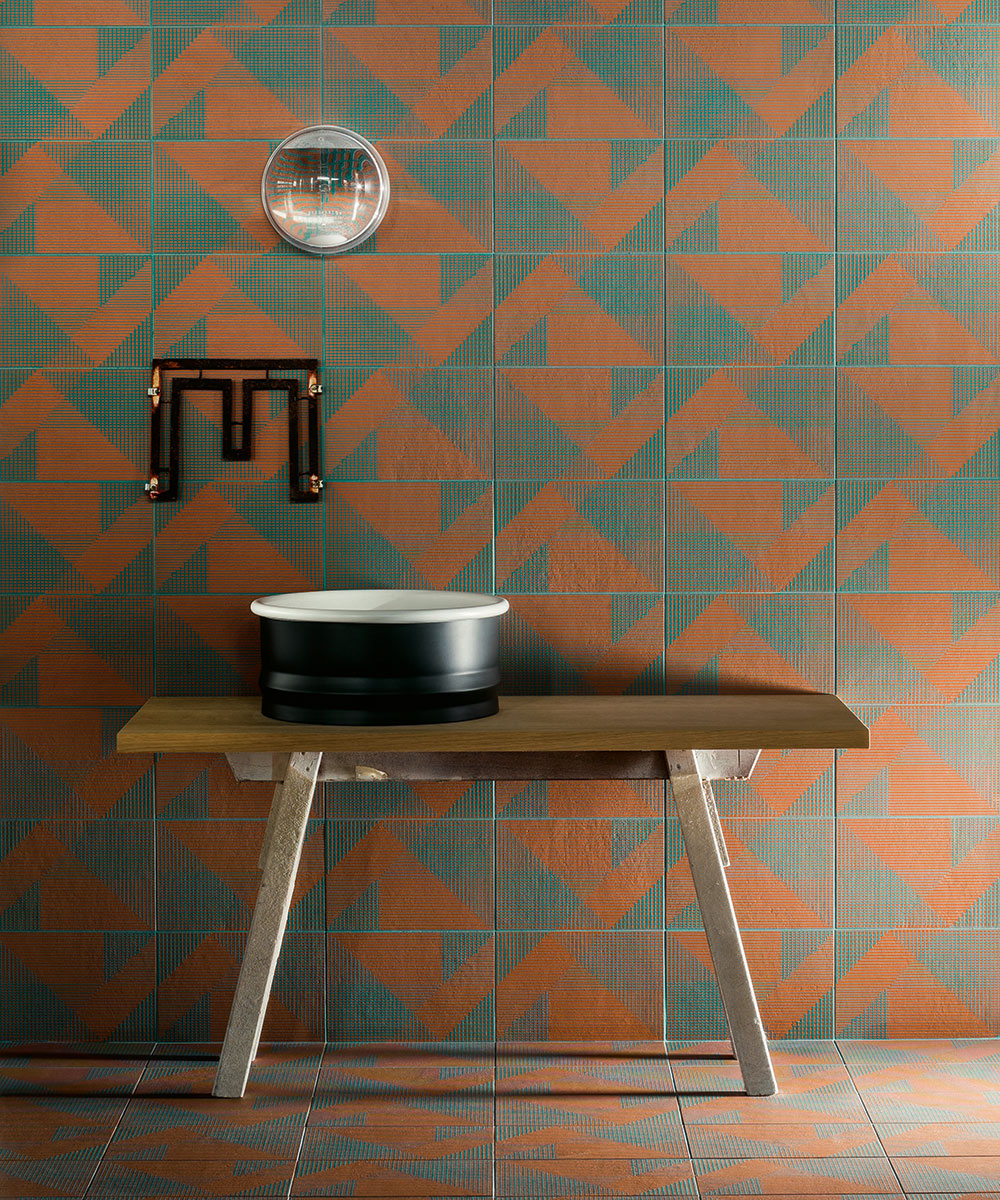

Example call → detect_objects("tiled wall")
2 0 1000 1044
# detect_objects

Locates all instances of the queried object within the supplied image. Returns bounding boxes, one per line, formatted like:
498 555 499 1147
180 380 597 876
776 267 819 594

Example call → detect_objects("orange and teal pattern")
3 0 1000 1045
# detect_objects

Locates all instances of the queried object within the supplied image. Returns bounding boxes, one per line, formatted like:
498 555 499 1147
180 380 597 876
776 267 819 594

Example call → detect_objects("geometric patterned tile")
153 481 322 594
667 253 836 366
0 481 152 596
837 481 1000 591
327 255 493 368
158 819 324 931
664 481 835 592
837 593 1000 704
837 254 1000 365
0 28 150 140
326 482 493 591
496 930 663 1041
664 594 834 695
666 27 834 137
0 141 149 254
839 139 1000 253
498 818 663 930
3 0 149 22
497 481 662 592
835 931 1000 1040
0 1048 147 1096
325 367 492 482
495 255 663 367
0 820 153 931
324 779 493 822
156 932 325 1042
155 594 258 697
0 255 152 370
293 1126 493 1196
838 366 1000 480
880 1123 1000 1156
837 817 1000 929
496 780 663 820
502 594 665 695
493 26 662 139
672 1060 869 1124
837 26 1000 139
150 26 319 140
136 1042 322 1097
328 931 495 1043
497 141 663 253
663 367 836 479
152 255 322 358
666 930 835 1042
665 139 834 252
496 1093 686 1158
668 0 834 19
839 1037 1000 1068
0 370 147 482
892 1158 1000 1193
496 1053 674 1095
0 932 156 1042
0 707 153 821
665 818 833 929
497 1157 696 1197
151 1 320 22
88 1157 296 1199
326 821 493 931
693 1156 899 1194
324 0 486 21
685 1122 884 1158
324 27 491 141
710 750 835 820
0 597 152 707
497 367 664 481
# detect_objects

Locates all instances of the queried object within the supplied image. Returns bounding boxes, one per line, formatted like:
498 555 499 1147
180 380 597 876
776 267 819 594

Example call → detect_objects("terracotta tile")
502 595 665 696
497 1053 675 1095
107 1094 310 1159
294 1126 493 1195
155 753 275 820
309 1086 493 1131
708 750 835 821
497 1092 685 1157
498 819 663 931
321 1044 494 1071
880 1124 1000 1157
0 1094 127 1156
497 1156 696 1197
325 0 486 22
496 931 663 1042
838 366 1000 480
0 1153 100 1198
325 367 492 482
496 780 664 820
136 1043 322 1099
694 1156 900 1195
88 1156 296 1199
150 26 319 140
674 1062 870 1125
664 367 835 481
893 1158 1000 1193
494 26 662 140
846 1061 1000 1124
667 1040 843 1067
155 594 259 697
324 779 493 822
686 1122 884 1158
840 1038 1000 1068
0 1048 147 1096
324 27 492 142
315 1063 494 1096
497 141 663 254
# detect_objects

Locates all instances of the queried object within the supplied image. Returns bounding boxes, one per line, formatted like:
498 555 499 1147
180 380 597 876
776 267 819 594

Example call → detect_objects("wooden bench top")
117 694 868 755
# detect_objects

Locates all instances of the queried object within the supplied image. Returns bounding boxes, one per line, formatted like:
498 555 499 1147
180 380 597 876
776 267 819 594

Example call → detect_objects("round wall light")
261 125 390 255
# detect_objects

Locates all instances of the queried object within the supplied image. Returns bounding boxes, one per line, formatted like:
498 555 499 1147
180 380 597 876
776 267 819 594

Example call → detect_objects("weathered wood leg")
213 750 323 1098
258 754 291 869
667 749 776 1097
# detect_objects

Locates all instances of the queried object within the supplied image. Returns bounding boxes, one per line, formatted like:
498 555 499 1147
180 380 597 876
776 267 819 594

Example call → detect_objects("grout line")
79 1046 150 1200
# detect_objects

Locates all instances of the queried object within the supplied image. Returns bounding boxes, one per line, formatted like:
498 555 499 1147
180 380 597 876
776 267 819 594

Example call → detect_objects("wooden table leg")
666 749 776 1097
213 750 323 1098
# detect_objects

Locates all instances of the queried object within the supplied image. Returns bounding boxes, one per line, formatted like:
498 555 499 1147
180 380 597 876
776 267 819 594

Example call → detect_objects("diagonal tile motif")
666 26 835 137
150 26 319 139
496 931 663 1041
497 141 664 253
325 27 491 140
498 819 664 930
665 139 835 252
494 26 662 139
326 367 492 481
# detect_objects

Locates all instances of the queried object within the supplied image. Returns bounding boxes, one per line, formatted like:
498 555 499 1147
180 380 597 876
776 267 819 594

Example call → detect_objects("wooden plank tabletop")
117 694 868 754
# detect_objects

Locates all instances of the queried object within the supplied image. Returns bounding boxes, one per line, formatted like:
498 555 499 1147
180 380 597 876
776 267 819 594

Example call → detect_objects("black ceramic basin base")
257 604 503 726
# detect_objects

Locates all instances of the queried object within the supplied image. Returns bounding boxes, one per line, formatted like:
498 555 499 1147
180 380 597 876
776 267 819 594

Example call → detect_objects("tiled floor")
2 1039 1000 1198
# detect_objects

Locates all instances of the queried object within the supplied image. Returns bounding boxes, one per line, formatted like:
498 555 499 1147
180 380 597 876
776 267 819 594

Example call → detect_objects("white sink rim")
251 589 509 624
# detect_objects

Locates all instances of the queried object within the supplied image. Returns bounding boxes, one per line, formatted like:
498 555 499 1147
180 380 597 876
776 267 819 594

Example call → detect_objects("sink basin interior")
251 589 509 623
